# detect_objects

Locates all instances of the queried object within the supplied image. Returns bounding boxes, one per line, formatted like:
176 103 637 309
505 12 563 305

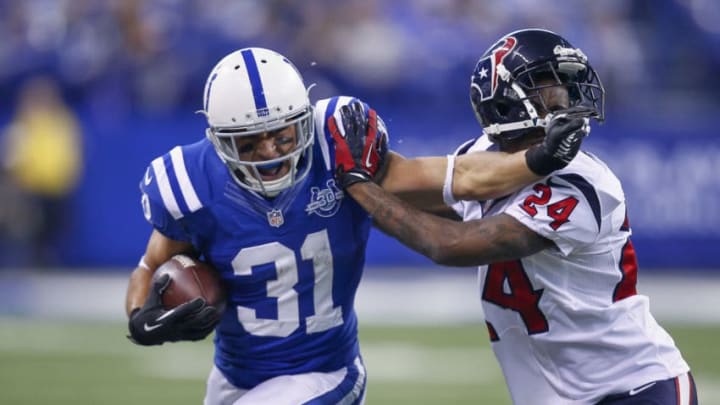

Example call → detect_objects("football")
152 254 226 313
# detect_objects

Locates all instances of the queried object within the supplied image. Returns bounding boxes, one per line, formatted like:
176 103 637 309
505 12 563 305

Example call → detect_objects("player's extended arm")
336 101 589 209
380 149 538 207
329 101 533 210
347 181 554 266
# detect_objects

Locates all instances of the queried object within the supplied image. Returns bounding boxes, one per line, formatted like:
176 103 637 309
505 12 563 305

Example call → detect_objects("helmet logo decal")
241 49 270 117
472 36 517 102
305 179 344 218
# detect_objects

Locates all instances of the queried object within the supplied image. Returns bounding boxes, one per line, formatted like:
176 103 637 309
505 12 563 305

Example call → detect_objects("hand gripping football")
152 254 226 313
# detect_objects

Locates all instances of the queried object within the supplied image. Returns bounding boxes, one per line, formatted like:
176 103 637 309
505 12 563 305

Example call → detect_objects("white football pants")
203 356 366 405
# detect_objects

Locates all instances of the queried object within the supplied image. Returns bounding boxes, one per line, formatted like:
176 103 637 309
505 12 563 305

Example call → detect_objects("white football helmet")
201 47 314 197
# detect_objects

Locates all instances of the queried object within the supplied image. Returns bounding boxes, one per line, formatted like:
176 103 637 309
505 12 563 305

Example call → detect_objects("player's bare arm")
454 150 539 200
334 100 588 215
350 181 553 266
377 152 448 211
125 229 194 316
380 149 540 206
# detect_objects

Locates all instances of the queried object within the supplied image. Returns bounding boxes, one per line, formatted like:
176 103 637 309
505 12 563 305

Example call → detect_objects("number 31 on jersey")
231 229 343 337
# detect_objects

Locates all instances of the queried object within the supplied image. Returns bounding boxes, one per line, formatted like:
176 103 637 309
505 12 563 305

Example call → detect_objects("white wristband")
138 255 150 271
442 154 457 206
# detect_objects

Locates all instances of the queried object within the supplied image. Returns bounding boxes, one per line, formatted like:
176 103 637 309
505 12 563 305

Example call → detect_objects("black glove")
128 274 220 346
525 106 594 176
328 101 389 188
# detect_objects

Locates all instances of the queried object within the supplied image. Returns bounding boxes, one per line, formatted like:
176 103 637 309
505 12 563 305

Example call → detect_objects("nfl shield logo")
267 209 284 228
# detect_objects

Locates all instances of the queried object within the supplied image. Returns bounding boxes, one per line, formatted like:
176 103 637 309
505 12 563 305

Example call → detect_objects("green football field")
0 319 718 404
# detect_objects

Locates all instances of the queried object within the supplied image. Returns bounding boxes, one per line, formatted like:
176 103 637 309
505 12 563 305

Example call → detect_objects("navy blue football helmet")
470 29 605 143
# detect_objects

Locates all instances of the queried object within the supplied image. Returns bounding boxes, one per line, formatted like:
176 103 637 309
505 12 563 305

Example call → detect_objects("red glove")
327 100 389 188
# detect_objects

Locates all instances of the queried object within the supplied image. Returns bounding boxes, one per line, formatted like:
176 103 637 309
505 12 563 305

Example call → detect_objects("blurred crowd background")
0 0 719 270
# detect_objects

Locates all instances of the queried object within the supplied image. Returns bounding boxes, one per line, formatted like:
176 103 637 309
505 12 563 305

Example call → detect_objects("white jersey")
451 137 689 404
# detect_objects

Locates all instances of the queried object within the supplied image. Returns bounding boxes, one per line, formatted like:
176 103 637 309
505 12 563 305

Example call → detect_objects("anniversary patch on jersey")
305 179 343 218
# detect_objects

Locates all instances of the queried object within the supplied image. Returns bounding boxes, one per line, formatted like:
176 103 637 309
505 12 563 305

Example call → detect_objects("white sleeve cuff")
442 154 457 206
138 255 150 271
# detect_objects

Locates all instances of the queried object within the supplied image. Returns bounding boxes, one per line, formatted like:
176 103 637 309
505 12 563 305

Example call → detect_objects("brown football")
152 254 226 313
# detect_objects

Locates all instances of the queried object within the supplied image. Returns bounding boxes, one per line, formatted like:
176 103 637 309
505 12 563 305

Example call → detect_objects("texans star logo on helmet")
472 37 517 101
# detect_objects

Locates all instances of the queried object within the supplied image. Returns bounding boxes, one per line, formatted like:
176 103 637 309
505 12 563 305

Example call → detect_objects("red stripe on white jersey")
676 372 692 405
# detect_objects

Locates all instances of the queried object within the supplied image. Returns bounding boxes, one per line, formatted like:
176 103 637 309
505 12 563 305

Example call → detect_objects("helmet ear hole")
495 102 511 118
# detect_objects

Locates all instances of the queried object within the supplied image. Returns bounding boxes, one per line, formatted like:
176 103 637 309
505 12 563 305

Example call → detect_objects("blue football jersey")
139 96 373 388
